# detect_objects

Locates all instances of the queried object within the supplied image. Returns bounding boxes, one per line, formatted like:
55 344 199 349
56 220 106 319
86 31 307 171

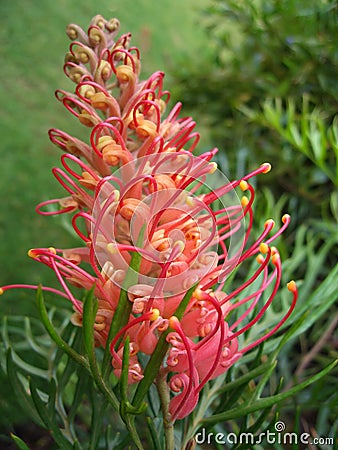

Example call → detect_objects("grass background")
0 0 209 315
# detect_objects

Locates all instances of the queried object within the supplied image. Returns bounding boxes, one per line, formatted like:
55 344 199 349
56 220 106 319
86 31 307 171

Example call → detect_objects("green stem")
82 289 119 411
126 416 145 450
132 283 197 409
156 371 175 450
36 287 89 369
133 332 169 409
102 227 145 380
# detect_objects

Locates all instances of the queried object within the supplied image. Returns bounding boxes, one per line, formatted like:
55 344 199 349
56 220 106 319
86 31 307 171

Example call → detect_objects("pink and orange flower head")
1 16 297 421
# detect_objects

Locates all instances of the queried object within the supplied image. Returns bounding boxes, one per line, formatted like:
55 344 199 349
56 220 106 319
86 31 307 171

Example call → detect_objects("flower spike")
1 15 297 423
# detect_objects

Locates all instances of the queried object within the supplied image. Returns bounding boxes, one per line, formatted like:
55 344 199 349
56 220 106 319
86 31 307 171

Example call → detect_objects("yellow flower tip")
116 64 134 83
107 243 118 254
241 196 249 207
169 315 179 329
261 162 272 173
89 27 102 44
271 252 280 266
48 247 57 254
264 219 275 229
136 120 157 139
287 280 297 293
271 246 278 254
239 180 249 191
66 25 78 40
174 240 185 253
208 162 218 174
27 249 38 258
97 135 114 149
259 242 269 254
78 111 97 128
100 61 112 81
78 84 96 99
150 308 160 321
0 288 4 295
282 213 290 224
193 287 205 300
114 190 121 202
256 254 265 264
186 196 195 207
91 92 109 109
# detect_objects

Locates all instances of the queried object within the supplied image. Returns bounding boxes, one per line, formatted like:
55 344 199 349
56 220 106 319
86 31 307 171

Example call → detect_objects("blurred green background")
1 0 337 448
0 0 208 314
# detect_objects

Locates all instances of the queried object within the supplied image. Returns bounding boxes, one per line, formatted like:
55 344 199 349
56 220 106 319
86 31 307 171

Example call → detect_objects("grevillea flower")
1 15 298 421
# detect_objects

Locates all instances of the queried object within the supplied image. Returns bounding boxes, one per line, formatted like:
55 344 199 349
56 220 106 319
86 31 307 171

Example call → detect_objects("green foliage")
254 97 338 186
205 0 337 107
241 95 338 221
172 0 338 221
1 303 128 449
10 435 31 450
170 0 338 445
1 245 337 449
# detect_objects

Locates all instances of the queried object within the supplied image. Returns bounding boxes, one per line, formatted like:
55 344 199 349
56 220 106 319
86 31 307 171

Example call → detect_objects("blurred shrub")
172 0 338 223
172 2 338 433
